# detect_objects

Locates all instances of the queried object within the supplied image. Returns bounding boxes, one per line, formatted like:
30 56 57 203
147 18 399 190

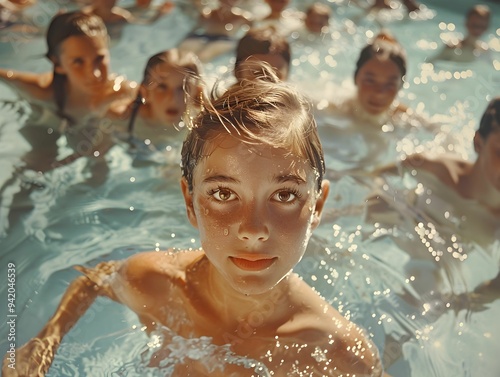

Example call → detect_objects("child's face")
55 35 110 96
143 63 188 124
466 14 489 38
238 54 289 81
181 136 328 295
476 130 500 192
305 12 329 34
355 56 401 115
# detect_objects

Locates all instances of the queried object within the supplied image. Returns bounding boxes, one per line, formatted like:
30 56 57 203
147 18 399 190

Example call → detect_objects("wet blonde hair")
181 63 324 192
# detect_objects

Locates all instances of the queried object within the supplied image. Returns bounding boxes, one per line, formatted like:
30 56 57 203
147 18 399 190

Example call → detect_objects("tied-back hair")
181 62 324 193
354 30 407 83
127 48 202 136
46 11 108 124
478 97 500 139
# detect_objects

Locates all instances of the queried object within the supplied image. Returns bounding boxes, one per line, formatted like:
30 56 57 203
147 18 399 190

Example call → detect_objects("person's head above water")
45 11 110 120
465 4 490 40
181 63 324 194
234 25 291 81
128 48 202 132
180 64 329 296
353 31 407 115
305 2 331 34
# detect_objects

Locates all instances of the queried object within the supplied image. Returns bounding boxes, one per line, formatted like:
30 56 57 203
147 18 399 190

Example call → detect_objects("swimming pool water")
0 0 499 376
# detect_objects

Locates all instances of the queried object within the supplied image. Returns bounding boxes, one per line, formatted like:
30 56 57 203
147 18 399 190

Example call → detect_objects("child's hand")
2 334 61 377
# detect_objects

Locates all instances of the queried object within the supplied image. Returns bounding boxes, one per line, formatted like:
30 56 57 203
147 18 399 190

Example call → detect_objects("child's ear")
51 57 65 75
180 177 198 228
311 179 330 229
473 131 484 154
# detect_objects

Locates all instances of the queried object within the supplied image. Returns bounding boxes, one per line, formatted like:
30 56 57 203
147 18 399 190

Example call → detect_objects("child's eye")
272 189 301 203
158 83 168 91
209 188 236 202
72 58 84 66
95 55 105 65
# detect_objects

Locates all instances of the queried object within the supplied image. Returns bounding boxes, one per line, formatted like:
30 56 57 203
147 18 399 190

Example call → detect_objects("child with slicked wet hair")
2 63 383 377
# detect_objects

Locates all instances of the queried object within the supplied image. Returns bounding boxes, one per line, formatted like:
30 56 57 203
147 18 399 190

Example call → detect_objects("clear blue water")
0 0 499 376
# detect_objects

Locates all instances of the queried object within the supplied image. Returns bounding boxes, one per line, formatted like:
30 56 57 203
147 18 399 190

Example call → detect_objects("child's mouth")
230 257 277 271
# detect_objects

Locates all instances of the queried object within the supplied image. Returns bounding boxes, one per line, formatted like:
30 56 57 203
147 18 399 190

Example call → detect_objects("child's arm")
1 261 121 377
0 68 53 102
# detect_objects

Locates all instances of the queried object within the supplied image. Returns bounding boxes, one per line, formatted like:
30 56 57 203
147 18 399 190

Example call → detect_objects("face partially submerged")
355 56 402 115
181 136 329 296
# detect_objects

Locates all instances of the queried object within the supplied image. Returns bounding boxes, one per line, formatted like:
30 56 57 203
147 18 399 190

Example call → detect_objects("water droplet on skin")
205 208 209 215
223 228 229 236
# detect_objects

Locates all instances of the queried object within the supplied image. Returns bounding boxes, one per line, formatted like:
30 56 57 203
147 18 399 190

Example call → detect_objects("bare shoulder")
105 75 138 108
278 275 382 376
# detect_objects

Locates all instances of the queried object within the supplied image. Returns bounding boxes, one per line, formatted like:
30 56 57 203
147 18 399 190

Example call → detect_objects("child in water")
372 97 500 246
81 0 172 25
2 65 383 376
304 2 331 34
234 25 291 81
430 4 491 63
0 11 134 171
113 48 202 149
177 0 253 63
335 31 408 125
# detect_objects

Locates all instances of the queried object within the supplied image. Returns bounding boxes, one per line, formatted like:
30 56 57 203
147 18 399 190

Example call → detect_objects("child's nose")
237 205 269 242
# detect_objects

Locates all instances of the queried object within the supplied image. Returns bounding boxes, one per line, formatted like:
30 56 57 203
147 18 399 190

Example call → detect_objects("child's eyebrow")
273 174 307 185
202 175 240 184
201 174 307 185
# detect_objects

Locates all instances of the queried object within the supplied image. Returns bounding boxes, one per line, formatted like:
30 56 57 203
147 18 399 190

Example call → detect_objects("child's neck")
461 35 479 49
64 83 107 118
201 256 292 328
